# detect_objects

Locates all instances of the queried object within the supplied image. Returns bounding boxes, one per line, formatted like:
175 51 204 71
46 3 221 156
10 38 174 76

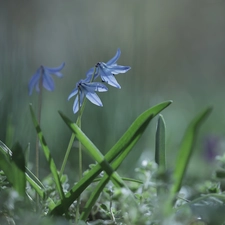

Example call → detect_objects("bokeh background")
1 0 225 180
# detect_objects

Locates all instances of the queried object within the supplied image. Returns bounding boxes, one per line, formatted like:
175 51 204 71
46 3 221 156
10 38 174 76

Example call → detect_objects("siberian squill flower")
68 78 108 114
28 62 65 95
86 48 131 89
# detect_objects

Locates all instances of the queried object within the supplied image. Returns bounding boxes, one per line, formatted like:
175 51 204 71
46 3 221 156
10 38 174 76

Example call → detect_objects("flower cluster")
69 48 131 113
28 49 131 114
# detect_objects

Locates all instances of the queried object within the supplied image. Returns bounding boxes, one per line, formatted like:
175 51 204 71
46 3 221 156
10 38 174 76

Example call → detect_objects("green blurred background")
1 1 225 180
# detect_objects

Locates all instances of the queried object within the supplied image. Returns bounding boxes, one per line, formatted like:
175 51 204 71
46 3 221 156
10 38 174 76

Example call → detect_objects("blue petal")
101 74 121 89
36 82 40 92
106 48 121 65
52 72 63 77
109 65 131 74
86 92 103 106
93 82 108 92
68 88 78 100
42 70 55 91
86 67 95 77
79 90 85 107
73 96 79 114
98 64 113 77
86 67 99 80
28 68 41 95
45 62 65 75
83 82 108 92
73 91 85 114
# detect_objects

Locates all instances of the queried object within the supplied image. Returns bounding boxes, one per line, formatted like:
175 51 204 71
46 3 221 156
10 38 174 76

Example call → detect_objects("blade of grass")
29 104 65 201
50 100 172 216
155 114 166 170
25 172 45 199
59 112 129 188
165 107 212 214
155 114 166 195
92 177 142 184
25 167 45 190
80 126 144 221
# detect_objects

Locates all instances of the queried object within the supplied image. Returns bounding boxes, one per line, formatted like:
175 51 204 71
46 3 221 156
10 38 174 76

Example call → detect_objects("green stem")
60 66 97 222
35 72 43 208
59 133 75 178
59 66 97 177
75 90 82 222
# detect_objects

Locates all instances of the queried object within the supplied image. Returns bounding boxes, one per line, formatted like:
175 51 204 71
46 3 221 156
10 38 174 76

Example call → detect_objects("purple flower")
203 135 220 162
68 78 108 114
86 48 131 89
28 63 65 95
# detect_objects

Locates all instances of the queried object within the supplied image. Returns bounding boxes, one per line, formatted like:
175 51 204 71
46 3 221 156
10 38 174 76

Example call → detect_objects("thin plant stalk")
59 66 97 178
35 75 43 207
75 90 82 222
59 67 97 222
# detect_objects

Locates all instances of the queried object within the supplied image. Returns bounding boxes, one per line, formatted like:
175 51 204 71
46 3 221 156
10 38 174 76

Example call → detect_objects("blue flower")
68 78 108 114
28 62 65 95
86 48 131 89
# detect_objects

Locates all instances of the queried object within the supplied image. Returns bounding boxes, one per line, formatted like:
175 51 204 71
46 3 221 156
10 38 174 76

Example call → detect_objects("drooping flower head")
86 48 131 89
28 62 65 95
68 78 108 114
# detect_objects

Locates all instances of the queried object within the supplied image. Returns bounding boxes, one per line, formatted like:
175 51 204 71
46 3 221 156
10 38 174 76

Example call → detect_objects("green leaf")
93 177 142 184
0 141 14 185
25 167 46 199
165 107 212 213
155 114 166 171
50 100 172 216
0 141 47 199
155 114 166 195
0 141 26 197
29 104 65 201
59 112 129 189
11 142 26 197
80 130 140 220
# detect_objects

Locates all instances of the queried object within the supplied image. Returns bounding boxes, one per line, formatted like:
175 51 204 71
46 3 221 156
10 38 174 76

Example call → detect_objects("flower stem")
35 75 43 208
75 90 82 222
59 66 97 177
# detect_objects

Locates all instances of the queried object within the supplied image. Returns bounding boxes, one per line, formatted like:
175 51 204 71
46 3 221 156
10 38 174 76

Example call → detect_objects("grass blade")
155 114 166 195
155 114 166 170
60 112 129 188
165 107 212 213
50 101 172 216
29 104 65 201
80 128 142 221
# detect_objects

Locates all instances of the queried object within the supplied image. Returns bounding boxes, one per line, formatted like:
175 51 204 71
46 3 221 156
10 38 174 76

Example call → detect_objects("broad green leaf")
0 141 14 185
11 143 26 197
0 141 26 197
29 104 65 201
50 100 172 216
165 107 212 213
0 141 47 199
